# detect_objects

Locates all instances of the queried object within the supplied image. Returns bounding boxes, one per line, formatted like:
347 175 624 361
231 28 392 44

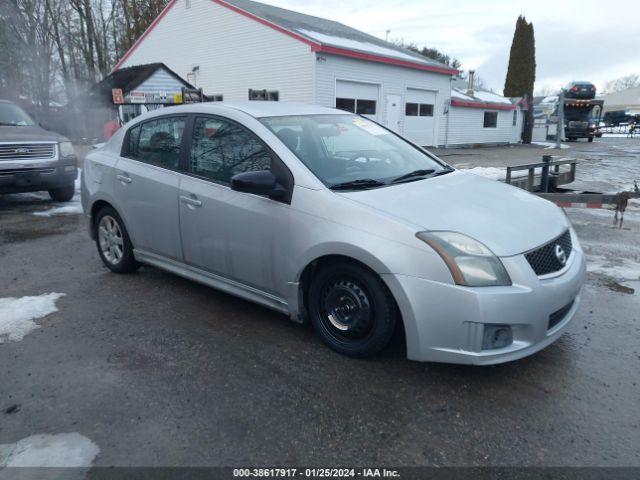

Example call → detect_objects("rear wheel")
95 207 139 273
48 184 75 202
308 261 397 358
588 137 594 142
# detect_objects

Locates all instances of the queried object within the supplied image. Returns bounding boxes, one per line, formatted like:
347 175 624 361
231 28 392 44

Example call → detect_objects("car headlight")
59 141 75 158
416 231 512 287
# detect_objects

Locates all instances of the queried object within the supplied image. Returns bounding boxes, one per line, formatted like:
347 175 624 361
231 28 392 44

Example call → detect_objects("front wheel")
48 185 75 202
95 207 139 273
308 262 397 358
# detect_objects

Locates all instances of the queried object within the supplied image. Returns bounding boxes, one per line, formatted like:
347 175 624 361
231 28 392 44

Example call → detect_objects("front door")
179 115 291 296
114 115 187 261
386 94 402 133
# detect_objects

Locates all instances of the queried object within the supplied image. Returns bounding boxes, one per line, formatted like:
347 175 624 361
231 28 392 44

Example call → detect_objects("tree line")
0 0 169 113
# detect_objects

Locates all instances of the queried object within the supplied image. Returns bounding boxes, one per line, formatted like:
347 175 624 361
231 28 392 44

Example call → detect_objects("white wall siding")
134 69 186 96
314 54 452 146
119 0 315 102
443 106 522 146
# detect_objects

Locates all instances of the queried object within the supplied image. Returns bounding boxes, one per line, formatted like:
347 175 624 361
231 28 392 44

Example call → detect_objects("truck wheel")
48 185 75 202
308 261 397 358
588 137 594 143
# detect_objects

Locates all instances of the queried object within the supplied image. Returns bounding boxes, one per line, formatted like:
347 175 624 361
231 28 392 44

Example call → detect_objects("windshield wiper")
391 167 454 184
390 169 435 183
329 178 387 191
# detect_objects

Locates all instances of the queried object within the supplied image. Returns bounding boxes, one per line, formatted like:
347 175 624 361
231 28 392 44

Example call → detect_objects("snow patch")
586 255 640 281
462 167 527 180
472 90 513 105
0 433 99 467
532 141 571 150
33 169 83 217
0 293 65 343
296 29 434 65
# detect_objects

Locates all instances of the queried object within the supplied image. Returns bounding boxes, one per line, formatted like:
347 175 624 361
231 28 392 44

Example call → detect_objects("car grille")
568 121 588 129
525 230 573 276
0 143 56 160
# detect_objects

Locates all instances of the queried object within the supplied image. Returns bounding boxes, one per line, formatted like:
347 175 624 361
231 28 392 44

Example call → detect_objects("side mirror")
230 170 278 196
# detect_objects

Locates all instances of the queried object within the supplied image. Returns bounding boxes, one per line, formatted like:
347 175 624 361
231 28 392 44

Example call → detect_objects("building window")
356 99 376 115
512 109 518 126
483 111 498 128
210 95 223 102
405 103 434 117
336 98 356 112
336 98 377 115
419 104 434 117
249 89 279 101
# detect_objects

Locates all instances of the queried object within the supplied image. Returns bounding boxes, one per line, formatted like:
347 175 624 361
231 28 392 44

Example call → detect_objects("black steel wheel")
308 261 397 357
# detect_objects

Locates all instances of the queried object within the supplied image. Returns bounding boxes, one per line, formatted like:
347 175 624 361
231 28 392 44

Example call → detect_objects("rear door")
114 115 187 260
178 115 292 296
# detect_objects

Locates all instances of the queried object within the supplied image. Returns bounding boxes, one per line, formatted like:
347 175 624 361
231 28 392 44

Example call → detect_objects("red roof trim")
315 45 459 75
112 0 458 76
112 0 179 72
450 99 516 111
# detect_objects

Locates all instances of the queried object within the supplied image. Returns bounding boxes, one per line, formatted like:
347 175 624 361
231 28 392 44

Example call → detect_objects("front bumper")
384 231 587 365
0 159 77 194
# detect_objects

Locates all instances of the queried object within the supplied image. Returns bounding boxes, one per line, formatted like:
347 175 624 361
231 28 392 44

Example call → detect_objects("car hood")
0 125 66 143
337 171 569 257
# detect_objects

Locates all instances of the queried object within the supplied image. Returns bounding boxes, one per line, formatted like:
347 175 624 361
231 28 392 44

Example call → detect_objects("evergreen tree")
504 16 536 143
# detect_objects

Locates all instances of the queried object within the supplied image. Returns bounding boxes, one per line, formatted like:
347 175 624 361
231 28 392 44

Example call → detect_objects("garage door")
404 88 437 146
335 80 379 120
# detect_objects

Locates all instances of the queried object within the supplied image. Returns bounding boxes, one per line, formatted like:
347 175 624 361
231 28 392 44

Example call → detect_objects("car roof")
155 102 345 119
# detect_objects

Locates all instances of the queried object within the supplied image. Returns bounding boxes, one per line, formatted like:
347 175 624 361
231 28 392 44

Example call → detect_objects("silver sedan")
81 103 586 365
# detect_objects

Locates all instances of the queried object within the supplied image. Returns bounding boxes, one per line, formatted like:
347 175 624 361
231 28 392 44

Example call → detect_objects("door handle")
117 174 132 184
180 195 202 208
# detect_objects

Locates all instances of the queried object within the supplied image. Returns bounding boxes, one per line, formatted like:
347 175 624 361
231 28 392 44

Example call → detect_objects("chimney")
466 70 475 97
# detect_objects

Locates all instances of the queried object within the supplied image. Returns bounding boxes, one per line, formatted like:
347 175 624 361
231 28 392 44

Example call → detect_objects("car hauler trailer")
563 98 604 142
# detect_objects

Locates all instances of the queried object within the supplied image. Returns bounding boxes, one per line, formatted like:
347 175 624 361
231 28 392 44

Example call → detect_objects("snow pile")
296 29 433 64
532 141 571 150
586 255 640 282
463 167 528 180
472 91 513 105
0 293 65 343
451 89 474 101
33 170 83 217
0 433 99 467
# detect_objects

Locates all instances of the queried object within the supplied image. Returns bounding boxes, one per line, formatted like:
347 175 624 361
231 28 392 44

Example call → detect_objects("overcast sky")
264 0 639 94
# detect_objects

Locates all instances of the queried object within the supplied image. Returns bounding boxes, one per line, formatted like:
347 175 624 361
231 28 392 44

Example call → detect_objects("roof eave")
450 99 517 111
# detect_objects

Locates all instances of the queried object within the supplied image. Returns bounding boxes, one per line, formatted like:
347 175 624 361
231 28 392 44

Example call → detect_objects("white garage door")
335 80 379 121
404 88 437 146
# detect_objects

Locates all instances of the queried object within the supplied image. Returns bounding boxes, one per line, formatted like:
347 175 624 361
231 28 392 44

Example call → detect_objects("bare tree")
604 74 640 94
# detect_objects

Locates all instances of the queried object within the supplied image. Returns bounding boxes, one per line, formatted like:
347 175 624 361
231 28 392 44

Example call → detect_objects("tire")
588 137 594 142
94 207 139 273
308 261 397 358
48 184 75 202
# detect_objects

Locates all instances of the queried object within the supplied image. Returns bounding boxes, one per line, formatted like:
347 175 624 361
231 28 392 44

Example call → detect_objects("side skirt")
133 249 290 316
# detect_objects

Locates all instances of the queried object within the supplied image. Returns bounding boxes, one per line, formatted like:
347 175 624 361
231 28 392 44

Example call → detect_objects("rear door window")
127 116 186 169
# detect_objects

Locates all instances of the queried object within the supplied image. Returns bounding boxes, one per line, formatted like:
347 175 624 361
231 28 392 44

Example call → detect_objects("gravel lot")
0 137 639 473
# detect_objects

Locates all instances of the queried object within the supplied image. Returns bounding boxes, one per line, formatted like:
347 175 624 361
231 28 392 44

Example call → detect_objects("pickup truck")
0 99 77 201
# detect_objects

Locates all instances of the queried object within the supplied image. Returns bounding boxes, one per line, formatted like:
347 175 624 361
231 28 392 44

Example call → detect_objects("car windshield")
260 114 450 189
0 103 35 126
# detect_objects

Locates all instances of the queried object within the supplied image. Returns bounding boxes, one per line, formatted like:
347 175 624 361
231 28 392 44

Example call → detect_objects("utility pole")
385 30 391 41
556 90 564 149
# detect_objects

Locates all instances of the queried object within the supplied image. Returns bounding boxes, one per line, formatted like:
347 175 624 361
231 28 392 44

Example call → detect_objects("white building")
114 0 457 146
114 0 524 147
444 88 528 147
